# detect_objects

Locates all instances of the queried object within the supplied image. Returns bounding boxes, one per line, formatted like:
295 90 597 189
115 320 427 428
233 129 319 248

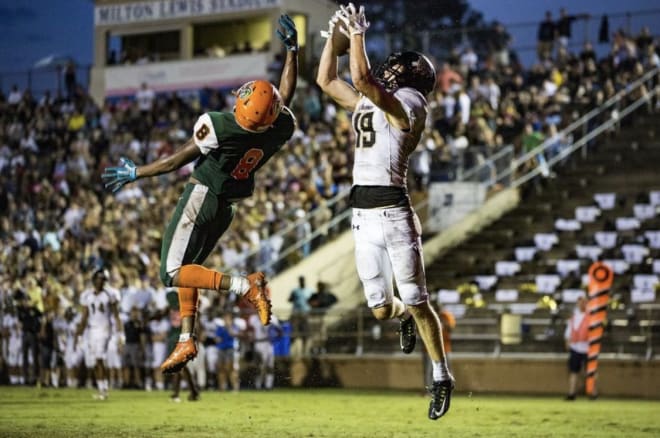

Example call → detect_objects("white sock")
179 333 191 342
432 359 451 382
228 276 251 295
265 373 274 389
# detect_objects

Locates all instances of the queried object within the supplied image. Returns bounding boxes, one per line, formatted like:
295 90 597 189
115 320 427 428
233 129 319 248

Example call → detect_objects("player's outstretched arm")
276 14 299 107
102 139 200 192
340 3 409 130
316 13 360 112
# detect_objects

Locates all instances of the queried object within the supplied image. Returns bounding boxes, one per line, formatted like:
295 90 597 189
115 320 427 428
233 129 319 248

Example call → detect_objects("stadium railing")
496 66 660 189
280 303 660 358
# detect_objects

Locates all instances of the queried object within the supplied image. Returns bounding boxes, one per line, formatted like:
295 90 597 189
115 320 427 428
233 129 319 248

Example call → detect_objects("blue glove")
277 14 298 52
101 157 137 193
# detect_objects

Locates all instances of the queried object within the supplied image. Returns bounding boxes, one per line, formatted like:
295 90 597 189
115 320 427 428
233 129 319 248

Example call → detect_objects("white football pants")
352 206 428 308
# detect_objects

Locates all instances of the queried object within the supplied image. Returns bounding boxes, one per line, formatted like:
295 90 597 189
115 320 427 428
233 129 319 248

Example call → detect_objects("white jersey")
80 287 120 333
351 87 428 187
2 314 21 342
3 314 22 367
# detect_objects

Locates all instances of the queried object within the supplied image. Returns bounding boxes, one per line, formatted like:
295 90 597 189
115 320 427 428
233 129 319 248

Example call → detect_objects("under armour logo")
352 224 360 230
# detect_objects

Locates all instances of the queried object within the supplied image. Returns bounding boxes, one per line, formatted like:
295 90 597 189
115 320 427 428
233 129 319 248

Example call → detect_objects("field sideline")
1 387 659 437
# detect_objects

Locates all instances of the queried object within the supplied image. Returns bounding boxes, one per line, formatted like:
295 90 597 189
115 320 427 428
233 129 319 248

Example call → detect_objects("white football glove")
337 2 370 36
320 11 350 39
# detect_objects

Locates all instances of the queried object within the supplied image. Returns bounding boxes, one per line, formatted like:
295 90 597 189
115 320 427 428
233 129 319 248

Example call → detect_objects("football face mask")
373 51 436 96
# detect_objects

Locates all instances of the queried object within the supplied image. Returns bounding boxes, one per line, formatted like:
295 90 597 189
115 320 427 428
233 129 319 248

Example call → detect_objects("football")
332 20 350 57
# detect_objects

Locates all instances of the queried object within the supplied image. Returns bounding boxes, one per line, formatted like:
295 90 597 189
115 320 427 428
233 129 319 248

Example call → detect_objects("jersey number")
230 148 265 180
91 302 105 314
354 112 375 148
195 124 210 141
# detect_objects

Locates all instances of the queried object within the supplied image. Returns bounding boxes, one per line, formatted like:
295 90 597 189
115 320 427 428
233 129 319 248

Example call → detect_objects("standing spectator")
307 281 337 355
459 47 479 75
557 8 588 50
17 290 42 386
456 86 471 127
39 309 57 387
437 62 463 94
308 281 338 311
215 308 247 391
598 14 609 44
491 22 511 68
135 82 156 115
7 85 22 105
122 306 147 389
64 62 77 100
288 276 313 356
147 308 170 391
635 26 653 53
564 295 590 400
522 123 550 178
537 11 556 61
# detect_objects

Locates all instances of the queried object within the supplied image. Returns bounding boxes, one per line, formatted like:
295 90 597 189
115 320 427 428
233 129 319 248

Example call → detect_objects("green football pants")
159 183 235 286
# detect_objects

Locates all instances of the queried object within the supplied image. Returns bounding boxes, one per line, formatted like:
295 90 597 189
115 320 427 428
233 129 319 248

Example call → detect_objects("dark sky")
0 0 658 73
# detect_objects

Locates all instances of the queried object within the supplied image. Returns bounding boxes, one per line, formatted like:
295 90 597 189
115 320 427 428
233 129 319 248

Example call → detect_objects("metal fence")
279 303 659 358
497 67 659 189
0 64 92 99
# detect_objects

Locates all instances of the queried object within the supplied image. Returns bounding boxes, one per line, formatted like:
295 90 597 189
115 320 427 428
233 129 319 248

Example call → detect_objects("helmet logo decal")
238 83 254 100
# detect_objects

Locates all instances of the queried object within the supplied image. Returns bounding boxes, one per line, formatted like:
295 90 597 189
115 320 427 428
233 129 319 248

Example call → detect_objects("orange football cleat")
243 272 272 325
160 338 197 374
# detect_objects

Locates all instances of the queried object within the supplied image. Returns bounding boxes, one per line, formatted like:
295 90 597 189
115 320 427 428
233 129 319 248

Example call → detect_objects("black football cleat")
398 315 416 354
428 378 455 420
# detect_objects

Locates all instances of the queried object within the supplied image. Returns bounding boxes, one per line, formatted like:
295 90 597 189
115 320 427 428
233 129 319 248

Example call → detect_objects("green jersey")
191 107 295 198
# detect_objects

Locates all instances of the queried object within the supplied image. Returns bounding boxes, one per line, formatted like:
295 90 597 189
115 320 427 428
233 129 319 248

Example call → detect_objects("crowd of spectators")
0 12 659 387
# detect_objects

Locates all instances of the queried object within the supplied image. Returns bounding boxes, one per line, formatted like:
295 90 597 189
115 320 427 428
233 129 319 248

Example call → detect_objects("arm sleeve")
193 113 220 155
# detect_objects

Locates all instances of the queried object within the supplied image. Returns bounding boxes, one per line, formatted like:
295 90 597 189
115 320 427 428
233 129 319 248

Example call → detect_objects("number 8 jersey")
351 87 428 187
192 107 295 199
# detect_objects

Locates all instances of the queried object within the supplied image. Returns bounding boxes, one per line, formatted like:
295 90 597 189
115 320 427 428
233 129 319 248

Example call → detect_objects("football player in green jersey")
102 14 299 374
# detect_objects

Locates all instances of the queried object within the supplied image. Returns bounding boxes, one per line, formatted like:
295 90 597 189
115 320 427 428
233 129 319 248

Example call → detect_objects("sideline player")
76 269 124 400
2 301 24 385
102 15 299 375
316 3 454 420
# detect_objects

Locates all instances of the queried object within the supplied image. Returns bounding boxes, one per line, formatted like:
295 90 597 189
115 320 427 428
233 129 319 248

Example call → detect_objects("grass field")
1 387 659 438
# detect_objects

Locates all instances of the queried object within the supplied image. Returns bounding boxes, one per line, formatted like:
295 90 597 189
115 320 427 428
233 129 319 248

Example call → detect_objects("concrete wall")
284 355 660 398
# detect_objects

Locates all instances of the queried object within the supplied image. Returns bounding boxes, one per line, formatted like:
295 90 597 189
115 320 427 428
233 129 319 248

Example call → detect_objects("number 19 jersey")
351 87 428 187
191 108 295 199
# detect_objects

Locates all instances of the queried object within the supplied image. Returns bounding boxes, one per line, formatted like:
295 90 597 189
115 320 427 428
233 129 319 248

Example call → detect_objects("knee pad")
397 282 428 306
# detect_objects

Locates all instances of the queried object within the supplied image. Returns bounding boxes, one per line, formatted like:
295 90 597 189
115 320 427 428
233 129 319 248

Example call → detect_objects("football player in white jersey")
75 269 124 400
247 309 279 390
62 307 84 388
316 3 454 420
2 302 24 385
